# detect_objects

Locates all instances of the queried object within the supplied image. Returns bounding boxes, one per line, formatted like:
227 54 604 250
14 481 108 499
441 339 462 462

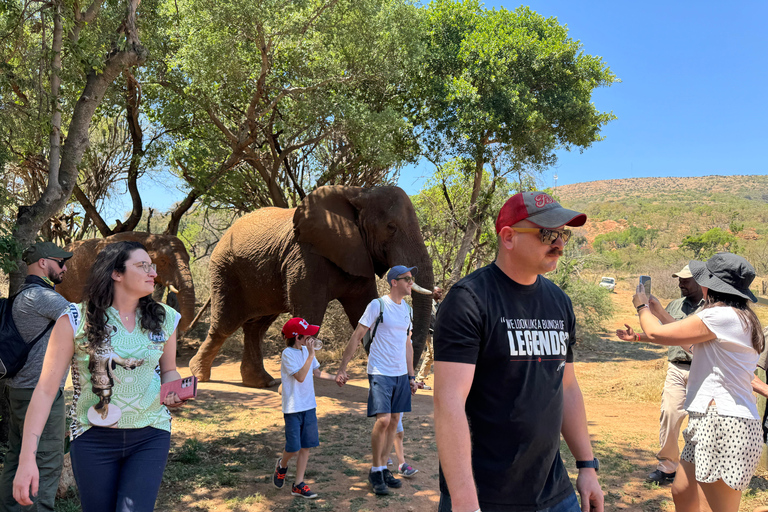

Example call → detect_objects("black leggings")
70 426 170 512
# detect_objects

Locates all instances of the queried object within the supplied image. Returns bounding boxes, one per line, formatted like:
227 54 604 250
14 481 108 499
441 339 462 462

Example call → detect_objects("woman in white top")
618 252 764 512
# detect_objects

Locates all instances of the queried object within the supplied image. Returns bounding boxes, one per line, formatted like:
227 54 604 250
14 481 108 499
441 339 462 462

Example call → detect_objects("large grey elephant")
189 186 434 388
57 232 196 333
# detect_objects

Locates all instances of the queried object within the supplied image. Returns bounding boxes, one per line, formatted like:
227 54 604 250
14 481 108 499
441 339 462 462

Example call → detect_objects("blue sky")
402 0 768 194
110 0 768 219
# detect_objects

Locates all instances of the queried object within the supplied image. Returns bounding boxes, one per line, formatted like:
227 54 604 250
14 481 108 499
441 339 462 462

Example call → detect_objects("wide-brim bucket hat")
689 252 757 303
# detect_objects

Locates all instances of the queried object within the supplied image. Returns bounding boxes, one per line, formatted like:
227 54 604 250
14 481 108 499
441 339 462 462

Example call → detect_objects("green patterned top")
64 302 181 440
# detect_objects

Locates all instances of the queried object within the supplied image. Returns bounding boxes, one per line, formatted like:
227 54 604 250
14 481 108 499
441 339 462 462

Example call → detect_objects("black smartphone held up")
639 275 652 297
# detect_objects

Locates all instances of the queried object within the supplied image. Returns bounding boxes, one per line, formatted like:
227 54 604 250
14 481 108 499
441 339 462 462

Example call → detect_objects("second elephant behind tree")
58 232 196 334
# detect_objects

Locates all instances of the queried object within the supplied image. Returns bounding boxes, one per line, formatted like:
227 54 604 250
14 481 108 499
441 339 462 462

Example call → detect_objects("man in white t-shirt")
336 265 419 496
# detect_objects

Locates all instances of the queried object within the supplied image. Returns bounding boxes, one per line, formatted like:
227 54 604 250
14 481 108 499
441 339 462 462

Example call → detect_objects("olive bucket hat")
689 252 757 303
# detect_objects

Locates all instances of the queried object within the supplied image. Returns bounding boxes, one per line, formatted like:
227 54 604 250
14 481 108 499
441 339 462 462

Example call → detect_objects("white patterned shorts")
681 404 763 491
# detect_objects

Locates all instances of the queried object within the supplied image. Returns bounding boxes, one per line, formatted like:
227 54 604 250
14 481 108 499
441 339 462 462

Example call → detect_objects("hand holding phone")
161 376 198 402
639 275 651 297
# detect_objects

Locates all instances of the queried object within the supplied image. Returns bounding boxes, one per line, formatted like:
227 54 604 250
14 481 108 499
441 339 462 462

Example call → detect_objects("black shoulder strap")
370 298 384 338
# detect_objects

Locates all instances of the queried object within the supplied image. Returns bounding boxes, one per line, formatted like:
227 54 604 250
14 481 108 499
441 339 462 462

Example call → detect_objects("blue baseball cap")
387 265 418 283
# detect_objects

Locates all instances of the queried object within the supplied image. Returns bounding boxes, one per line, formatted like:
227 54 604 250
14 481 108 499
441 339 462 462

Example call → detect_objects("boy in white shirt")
273 317 335 499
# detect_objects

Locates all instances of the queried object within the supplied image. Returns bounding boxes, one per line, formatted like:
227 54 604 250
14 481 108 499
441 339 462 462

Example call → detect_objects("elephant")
189 185 435 388
57 232 196 334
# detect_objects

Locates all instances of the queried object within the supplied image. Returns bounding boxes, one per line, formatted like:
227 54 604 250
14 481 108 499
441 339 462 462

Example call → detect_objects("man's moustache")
547 248 563 257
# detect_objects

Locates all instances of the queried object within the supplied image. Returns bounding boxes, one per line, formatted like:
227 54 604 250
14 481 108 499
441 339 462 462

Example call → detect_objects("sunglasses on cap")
510 227 572 245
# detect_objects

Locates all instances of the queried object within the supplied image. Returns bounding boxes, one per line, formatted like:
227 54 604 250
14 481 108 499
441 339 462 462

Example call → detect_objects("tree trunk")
73 185 112 236
164 190 199 236
9 2 148 292
113 69 143 233
447 156 485 287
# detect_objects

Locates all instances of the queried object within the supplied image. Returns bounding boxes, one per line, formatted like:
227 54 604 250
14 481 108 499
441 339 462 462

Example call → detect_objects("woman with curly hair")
13 241 185 511
618 253 764 512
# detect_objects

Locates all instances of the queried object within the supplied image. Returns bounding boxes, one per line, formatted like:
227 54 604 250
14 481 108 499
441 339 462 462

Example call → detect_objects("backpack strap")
370 298 384 339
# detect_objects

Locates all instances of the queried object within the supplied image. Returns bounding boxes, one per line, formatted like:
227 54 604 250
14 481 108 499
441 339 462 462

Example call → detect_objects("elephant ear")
293 186 374 278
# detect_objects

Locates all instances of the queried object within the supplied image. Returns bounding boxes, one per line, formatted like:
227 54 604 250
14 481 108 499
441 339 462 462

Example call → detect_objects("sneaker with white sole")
398 462 418 478
291 481 318 499
273 458 287 489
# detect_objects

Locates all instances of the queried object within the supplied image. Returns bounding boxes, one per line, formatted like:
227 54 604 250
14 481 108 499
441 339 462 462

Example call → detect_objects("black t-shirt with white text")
434 263 576 511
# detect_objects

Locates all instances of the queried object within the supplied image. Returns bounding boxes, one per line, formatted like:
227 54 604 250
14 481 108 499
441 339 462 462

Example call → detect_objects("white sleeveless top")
685 306 760 420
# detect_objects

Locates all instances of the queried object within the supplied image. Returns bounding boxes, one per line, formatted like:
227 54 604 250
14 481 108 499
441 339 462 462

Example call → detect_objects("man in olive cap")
0 241 72 512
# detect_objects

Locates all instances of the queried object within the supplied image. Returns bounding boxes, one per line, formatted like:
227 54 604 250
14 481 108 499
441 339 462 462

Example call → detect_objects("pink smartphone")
161 376 198 401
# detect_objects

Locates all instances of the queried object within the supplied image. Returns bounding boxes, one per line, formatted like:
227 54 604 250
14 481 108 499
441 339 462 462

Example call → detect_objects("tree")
151 0 423 212
1 0 150 291
413 157 519 285
411 0 617 285
681 228 738 259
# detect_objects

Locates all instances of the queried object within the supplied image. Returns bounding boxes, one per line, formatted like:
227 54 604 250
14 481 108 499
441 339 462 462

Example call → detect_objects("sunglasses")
511 227 571 245
46 258 66 269
134 262 158 274
395 276 414 283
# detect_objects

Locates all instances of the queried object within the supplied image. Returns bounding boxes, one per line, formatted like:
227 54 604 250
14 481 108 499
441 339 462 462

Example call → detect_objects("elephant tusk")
411 283 433 295
168 285 179 294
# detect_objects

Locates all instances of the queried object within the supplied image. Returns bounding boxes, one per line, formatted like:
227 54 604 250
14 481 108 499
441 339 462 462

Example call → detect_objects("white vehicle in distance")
598 277 616 292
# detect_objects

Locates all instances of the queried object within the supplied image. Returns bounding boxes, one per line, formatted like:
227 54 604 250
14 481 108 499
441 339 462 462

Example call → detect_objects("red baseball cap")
281 317 320 338
495 191 586 233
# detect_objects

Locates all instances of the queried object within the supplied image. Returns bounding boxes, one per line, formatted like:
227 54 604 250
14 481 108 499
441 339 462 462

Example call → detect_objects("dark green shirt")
664 297 703 363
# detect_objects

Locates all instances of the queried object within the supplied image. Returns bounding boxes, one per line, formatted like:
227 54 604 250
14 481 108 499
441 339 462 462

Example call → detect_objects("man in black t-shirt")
433 191 603 512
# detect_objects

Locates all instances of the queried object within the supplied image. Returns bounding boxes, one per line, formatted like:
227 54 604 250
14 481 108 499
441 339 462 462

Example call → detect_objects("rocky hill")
553 175 768 245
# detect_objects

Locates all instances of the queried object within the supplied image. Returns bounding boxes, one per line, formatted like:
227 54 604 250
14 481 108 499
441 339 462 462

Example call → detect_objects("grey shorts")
681 404 762 491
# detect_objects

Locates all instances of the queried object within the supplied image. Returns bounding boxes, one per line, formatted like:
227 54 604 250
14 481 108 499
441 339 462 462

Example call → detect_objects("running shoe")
291 481 318 499
273 457 287 489
398 462 418 478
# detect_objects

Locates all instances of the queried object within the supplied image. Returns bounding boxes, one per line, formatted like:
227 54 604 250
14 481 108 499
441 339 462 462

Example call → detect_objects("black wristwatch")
576 458 599 472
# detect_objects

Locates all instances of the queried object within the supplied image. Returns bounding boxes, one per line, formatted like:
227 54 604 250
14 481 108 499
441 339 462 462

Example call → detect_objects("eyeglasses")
510 227 571 245
46 258 66 269
134 262 157 274
396 276 414 283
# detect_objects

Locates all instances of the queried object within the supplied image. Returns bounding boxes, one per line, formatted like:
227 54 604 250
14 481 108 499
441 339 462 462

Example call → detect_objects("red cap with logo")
495 191 587 233
281 317 320 339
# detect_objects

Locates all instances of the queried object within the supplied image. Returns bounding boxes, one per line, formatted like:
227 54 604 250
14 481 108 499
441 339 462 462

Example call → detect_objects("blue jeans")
438 491 580 512
70 426 170 512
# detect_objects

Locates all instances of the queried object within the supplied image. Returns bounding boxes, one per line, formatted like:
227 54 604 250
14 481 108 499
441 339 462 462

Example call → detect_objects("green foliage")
412 160 515 284
593 226 659 253
0 148 21 274
680 228 738 259
152 0 423 211
412 0 618 164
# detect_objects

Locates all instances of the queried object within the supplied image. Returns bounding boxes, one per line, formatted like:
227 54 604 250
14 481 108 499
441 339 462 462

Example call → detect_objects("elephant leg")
189 327 233 382
241 315 280 388
190 312 245 382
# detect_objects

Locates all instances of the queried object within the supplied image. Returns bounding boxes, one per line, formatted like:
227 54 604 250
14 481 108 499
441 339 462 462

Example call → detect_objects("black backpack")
362 298 412 354
0 285 56 379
